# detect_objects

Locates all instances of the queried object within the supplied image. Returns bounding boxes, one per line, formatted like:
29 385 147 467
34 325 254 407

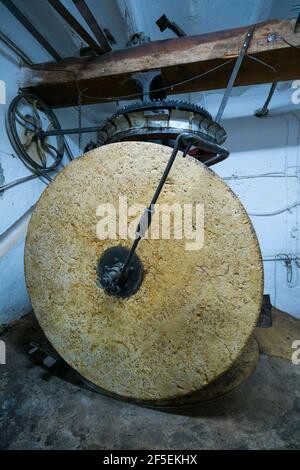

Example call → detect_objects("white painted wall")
0 3 86 325
205 84 300 317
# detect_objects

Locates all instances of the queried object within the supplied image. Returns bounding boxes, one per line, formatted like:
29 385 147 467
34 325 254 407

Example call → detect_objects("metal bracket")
215 28 254 123
255 81 277 118
156 14 187 37
132 70 163 101
29 341 60 368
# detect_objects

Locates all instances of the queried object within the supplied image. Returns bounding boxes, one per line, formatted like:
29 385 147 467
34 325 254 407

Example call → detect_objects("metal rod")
255 81 277 117
263 255 300 262
0 174 42 193
42 125 101 137
215 28 254 123
48 0 105 55
118 132 229 283
72 0 111 53
0 0 61 60
42 130 232 160
118 135 184 282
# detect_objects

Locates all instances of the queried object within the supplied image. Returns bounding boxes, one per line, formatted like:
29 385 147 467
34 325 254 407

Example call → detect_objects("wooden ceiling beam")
20 18 300 107
47 0 105 55
1 0 61 60
72 0 111 53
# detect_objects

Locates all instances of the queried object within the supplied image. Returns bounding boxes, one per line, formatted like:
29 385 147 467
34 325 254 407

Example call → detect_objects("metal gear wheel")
97 100 226 164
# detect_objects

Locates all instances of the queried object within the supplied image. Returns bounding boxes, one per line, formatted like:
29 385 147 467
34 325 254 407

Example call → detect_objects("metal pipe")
255 82 278 118
0 30 32 65
0 0 61 60
0 204 35 259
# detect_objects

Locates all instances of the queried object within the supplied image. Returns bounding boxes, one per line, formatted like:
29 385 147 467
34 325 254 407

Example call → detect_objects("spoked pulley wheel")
6 93 64 179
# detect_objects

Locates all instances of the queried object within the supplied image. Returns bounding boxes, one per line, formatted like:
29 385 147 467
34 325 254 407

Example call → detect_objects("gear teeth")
99 98 227 147
112 99 213 121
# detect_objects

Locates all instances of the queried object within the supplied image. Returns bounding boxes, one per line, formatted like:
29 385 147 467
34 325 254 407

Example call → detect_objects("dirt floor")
0 311 299 450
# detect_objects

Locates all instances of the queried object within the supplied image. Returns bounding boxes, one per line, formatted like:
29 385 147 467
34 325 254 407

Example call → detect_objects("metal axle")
99 132 229 297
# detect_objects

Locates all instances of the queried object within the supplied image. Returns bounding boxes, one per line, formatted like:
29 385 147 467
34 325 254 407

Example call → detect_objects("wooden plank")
20 18 300 107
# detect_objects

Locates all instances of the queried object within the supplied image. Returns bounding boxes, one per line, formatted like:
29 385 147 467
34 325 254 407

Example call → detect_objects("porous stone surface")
162 336 260 407
25 142 263 401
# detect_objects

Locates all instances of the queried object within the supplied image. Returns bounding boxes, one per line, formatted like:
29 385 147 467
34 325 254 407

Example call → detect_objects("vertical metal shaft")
215 28 254 123
118 137 182 282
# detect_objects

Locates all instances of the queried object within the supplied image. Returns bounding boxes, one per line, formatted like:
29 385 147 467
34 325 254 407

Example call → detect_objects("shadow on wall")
222 110 300 154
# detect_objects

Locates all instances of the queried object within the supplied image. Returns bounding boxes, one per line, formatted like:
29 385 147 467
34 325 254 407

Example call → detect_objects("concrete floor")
0 313 299 450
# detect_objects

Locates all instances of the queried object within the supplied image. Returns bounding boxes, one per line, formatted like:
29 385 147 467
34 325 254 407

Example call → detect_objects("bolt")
267 33 278 43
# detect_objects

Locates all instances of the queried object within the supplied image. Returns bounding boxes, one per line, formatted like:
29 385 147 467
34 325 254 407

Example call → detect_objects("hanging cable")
245 54 276 72
248 201 300 216
28 59 236 103
278 35 300 49
272 253 300 307
223 172 298 181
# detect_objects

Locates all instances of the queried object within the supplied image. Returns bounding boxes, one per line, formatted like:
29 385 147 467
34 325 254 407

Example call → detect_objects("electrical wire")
81 60 237 102
248 201 300 216
223 172 298 181
29 58 236 103
25 32 278 105
224 172 300 215
2 60 237 195
279 35 300 49
245 54 276 72
0 31 292 202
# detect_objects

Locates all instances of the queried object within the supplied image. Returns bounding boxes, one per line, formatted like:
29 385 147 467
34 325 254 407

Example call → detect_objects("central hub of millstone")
97 246 144 298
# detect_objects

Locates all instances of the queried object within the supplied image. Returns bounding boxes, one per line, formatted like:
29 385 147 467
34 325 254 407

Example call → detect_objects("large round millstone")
25 142 263 402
